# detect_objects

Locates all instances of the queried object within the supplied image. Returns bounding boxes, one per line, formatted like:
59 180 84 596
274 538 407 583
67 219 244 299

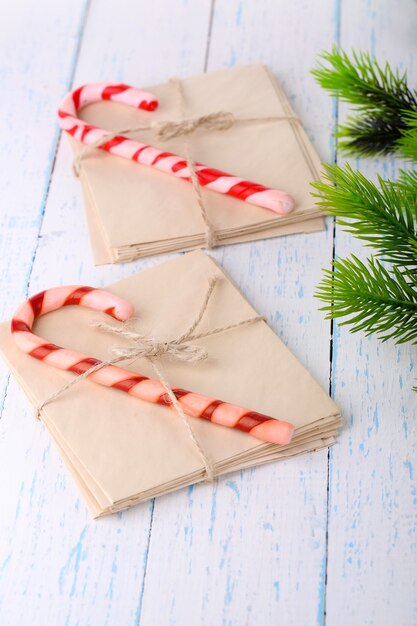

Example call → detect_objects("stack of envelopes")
68 64 326 264
0 252 341 517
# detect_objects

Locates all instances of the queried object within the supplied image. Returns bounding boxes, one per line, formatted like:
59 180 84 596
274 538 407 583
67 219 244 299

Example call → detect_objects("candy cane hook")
11 285 294 445
57 82 295 215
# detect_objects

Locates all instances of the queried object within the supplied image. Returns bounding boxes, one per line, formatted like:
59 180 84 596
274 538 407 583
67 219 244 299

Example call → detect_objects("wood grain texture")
1 1 212 626
0 0 415 624
140 2 337 625
0 0 89 419
325 1 417 625
0 2 95 623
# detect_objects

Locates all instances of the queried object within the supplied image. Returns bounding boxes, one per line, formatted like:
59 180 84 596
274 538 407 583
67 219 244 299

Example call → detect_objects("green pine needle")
335 114 409 156
311 46 417 156
398 110 417 160
312 47 417 390
312 163 417 268
316 255 417 344
398 168 417 190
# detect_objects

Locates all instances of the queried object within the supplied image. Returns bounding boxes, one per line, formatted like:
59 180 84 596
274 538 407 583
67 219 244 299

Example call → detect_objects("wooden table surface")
0 1 416 624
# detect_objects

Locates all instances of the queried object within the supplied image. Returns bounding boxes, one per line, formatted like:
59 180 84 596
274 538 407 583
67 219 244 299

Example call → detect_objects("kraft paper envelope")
69 64 326 264
81 177 325 265
0 252 341 517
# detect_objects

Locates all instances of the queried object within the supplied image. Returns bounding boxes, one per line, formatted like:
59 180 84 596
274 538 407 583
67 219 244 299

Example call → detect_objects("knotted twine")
35 277 264 480
73 77 301 248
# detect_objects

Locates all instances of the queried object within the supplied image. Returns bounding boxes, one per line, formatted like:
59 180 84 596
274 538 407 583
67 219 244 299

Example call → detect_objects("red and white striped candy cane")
57 82 295 215
11 286 294 445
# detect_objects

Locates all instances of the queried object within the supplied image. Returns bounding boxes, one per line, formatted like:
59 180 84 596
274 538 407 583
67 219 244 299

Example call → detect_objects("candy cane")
57 82 295 215
11 286 294 445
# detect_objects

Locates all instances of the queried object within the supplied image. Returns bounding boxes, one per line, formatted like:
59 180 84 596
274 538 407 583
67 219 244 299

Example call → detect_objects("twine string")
168 78 218 247
72 111 236 177
72 77 301 247
147 356 215 480
35 277 264 480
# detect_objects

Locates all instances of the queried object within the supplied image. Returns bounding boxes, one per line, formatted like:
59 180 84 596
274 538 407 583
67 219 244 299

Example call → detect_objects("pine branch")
312 46 417 109
398 168 417 190
336 114 408 156
398 110 417 160
312 47 417 156
312 163 417 268
316 255 417 344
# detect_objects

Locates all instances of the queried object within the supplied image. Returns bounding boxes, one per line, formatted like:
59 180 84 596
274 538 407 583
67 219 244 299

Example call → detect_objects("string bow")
154 110 235 141
36 276 264 481
92 321 208 363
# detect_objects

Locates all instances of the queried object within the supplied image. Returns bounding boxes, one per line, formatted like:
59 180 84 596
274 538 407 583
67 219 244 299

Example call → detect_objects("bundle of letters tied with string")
60 64 327 264
0 252 342 517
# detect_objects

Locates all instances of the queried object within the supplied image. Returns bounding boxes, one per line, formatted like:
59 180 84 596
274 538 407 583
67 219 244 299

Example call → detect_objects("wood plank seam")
322 0 342 623
0 0 93 425
204 0 216 71
133 6 215 622
24 0 93 297
134 499 156 626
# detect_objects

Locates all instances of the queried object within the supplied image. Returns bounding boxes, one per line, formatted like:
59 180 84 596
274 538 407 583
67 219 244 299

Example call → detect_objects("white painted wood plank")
0 0 87 316
0 2 94 624
0 0 89 410
6 1 415 624
140 1 337 624
0 1 213 625
326 1 417 624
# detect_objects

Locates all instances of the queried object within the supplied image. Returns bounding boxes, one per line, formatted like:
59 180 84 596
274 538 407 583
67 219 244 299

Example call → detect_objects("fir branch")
336 114 407 156
312 163 417 268
312 47 417 156
398 110 417 160
398 168 417 190
312 46 417 109
316 255 417 344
